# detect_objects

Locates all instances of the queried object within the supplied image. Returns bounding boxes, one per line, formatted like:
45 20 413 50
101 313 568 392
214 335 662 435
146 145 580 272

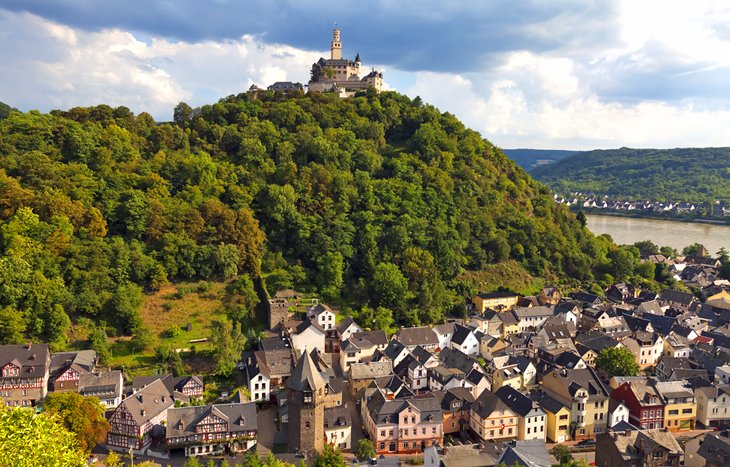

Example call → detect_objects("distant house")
49 350 97 392
107 379 175 452
494 386 546 441
324 406 352 450
470 390 518 442
242 349 293 402
79 370 124 409
267 81 303 92
290 320 326 353
166 402 257 457
307 304 336 331
339 330 388 373
472 291 520 313
0 343 50 408
394 327 439 351
595 429 683 467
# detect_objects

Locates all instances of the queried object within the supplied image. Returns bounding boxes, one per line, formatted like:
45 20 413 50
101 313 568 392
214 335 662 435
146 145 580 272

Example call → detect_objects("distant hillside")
503 148 579 171
532 147 730 204
0 101 17 119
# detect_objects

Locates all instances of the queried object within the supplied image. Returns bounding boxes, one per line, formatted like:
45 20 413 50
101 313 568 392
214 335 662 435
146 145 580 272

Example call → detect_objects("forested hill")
532 147 730 203
0 90 649 348
502 148 578 171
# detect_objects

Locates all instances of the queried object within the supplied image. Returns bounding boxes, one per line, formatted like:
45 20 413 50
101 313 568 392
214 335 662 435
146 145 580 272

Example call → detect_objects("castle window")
305 421 310 428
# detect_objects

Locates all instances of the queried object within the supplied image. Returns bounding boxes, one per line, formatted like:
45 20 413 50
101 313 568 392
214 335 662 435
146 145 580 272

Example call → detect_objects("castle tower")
330 28 342 60
287 350 326 455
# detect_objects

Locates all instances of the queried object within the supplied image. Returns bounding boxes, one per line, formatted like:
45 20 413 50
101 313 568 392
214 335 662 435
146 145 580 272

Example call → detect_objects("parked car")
576 439 596 447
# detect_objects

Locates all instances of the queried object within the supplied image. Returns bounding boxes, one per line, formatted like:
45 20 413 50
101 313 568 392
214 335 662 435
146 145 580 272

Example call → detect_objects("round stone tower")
330 28 342 60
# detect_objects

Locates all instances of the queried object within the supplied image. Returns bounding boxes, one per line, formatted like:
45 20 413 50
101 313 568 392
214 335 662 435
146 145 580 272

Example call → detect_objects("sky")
2 1 730 149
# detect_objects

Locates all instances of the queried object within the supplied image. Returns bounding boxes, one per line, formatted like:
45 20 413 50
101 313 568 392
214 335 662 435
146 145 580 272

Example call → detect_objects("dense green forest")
0 91 657 350
532 147 730 203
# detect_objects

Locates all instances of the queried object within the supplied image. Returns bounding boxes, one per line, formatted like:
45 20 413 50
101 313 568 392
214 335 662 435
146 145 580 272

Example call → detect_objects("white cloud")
406 51 730 149
0 10 320 120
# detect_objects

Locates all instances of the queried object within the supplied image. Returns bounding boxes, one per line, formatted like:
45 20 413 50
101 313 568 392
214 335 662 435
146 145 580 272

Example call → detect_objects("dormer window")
177 420 184 430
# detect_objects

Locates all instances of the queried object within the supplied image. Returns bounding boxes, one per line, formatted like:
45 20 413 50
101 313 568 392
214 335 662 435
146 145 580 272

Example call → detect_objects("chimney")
140 409 146 417
25 342 32 350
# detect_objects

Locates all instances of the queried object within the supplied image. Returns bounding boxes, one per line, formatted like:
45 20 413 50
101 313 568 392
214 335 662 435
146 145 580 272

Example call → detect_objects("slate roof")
498 440 552 467
439 348 478 373
697 433 730 465
512 305 553 319
335 317 360 334
659 289 696 307
495 386 543 417
641 314 677 336
395 326 439 347
530 391 567 414
0 343 50 378
287 351 326 392
324 406 351 429
166 402 257 438
472 390 511 419
366 391 442 425
49 350 96 379
411 345 437 366
118 379 175 427
79 370 122 399
350 330 388 348
259 336 292 351
451 324 474 346
546 367 609 401
476 291 518 299
438 387 475 412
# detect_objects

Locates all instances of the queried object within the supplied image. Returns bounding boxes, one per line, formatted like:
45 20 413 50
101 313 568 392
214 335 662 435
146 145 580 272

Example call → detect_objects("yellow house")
499 312 519 338
533 392 572 443
655 381 696 431
541 368 610 440
492 365 523 392
473 292 520 313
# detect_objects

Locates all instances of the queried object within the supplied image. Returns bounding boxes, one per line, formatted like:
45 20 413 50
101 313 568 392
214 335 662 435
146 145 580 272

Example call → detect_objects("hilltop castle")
307 28 383 95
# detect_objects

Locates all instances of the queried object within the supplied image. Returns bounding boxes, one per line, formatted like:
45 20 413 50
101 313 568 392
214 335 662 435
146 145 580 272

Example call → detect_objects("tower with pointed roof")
287 350 326 454
308 28 383 95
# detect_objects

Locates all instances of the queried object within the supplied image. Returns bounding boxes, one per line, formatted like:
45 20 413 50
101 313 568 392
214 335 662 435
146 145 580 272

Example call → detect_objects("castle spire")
355 52 361 64
330 27 342 60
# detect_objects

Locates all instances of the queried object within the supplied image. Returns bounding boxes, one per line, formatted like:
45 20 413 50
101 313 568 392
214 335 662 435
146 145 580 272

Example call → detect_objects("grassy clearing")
460 260 545 296
107 281 228 374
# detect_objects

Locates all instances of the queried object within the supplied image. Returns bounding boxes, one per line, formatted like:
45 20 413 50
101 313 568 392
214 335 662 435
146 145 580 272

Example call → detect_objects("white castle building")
307 28 383 95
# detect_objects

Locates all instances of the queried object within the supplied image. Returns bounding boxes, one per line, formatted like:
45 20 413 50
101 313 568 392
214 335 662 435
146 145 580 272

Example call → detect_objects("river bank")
586 214 730 253
572 207 730 225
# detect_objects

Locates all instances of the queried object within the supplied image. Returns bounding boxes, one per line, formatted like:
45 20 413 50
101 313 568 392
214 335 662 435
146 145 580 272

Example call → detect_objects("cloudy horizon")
2 1 730 150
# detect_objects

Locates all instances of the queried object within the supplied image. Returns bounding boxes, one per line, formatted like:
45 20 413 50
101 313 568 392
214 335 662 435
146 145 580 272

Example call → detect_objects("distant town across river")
586 214 730 253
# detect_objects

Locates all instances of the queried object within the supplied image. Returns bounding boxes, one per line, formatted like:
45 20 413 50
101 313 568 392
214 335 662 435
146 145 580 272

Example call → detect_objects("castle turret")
331 28 342 60
287 351 326 455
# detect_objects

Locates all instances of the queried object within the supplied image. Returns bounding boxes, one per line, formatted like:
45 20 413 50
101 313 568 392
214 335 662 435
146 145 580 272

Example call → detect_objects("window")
305 421 310 429
421 428 426 435
380 430 385 437
432 427 437 434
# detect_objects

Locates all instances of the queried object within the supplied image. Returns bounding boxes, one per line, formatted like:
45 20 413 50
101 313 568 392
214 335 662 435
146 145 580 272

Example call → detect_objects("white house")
449 324 480 357
324 406 352 450
307 304 336 331
335 317 363 341
433 323 455 350
290 320 326 354
716 365 730 384
696 385 730 427
608 399 630 428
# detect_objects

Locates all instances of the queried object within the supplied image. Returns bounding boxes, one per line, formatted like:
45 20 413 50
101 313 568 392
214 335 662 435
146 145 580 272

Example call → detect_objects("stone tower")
287 350 326 455
330 28 342 60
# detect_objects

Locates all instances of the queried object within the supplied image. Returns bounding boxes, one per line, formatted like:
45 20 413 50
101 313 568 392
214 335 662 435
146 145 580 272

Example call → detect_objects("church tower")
287 350 326 455
330 28 342 60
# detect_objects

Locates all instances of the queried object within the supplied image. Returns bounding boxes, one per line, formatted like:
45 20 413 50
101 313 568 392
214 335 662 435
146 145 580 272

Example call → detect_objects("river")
586 214 730 253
